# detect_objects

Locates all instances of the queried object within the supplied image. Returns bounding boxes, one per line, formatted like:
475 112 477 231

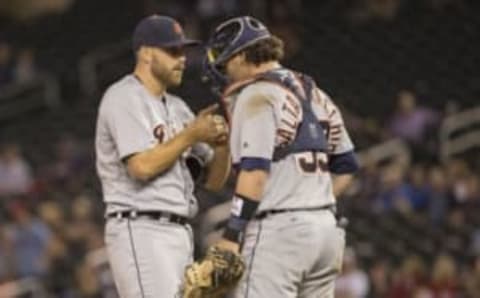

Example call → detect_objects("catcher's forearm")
204 145 231 192
332 173 354 197
222 170 268 244
234 170 268 200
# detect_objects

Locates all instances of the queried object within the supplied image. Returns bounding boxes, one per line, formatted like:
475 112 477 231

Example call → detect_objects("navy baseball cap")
132 15 200 52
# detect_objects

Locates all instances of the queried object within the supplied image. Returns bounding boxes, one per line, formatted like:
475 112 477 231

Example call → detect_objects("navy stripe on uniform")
237 157 271 171
245 220 263 298
127 219 146 298
328 150 359 174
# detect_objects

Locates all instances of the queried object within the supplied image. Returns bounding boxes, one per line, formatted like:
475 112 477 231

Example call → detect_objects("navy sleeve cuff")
238 157 271 171
328 151 359 174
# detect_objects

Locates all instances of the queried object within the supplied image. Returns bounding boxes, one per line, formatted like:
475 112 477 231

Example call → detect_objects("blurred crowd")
0 41 39 87
332 90 480 297
0 88 478 297
0 136 113 297
336 247 480 298
0 0 479 297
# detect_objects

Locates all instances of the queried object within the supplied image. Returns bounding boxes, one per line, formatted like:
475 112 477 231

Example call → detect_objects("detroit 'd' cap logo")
173 22 183 36
153 124 165 142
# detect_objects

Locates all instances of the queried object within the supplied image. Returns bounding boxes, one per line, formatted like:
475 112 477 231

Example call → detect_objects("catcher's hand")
182 246 245 298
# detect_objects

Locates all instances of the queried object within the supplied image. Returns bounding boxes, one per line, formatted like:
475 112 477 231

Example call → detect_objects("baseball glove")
182 246 245 298
186 154 205 182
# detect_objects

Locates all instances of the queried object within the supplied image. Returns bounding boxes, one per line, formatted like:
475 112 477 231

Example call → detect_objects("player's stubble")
151 55 184 87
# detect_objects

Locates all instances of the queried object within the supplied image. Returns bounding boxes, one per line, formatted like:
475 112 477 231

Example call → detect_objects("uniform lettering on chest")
153 124 165 143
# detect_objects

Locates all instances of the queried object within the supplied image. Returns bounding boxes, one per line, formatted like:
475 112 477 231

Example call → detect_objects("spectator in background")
267 0 302 59
66 195 99 260
0 0 75 22
429 254 460 297
369 259 391 298
14 47 38 83
0 226 13 282
76 223 113 298
374 163 405 212
49 135 83 182
0 40 14 85
38 200 67 236
7 200 51 278
429 0 467 12
388 90 440 146
0 143 33 196
43 233 76 298
349 0 401 22
426 166 450 225
406 164 430 211
445 159 480 206
375 163 428 213
76 245 118 298
412 286 434 298
335 247 370 298
465 256 480 298
47 135 90 195
388 255 429 298
196 0 239 21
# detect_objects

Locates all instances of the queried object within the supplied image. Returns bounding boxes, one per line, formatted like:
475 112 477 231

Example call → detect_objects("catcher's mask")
202 16 272 95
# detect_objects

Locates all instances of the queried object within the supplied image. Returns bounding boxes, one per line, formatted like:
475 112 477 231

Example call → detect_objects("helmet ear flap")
202 56 229 96
202 19 242 95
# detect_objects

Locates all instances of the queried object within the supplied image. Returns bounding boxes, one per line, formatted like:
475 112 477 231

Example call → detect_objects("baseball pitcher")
95 15 230 298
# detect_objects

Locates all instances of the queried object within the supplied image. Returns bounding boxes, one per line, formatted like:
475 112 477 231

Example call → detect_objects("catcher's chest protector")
225 70 329 161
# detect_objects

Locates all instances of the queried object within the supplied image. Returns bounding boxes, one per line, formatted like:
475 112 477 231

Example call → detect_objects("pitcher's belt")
107 210 188 225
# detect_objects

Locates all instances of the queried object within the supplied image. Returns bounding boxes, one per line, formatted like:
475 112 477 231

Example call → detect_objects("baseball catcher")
184 15 358 298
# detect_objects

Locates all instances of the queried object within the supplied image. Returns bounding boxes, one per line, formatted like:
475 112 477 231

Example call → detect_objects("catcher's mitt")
182 246 245 298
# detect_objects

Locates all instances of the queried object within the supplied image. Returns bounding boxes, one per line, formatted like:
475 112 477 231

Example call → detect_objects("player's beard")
151 57 184 87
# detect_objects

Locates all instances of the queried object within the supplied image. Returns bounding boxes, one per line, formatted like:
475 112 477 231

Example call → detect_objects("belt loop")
116 212 122 220
130 210 138 219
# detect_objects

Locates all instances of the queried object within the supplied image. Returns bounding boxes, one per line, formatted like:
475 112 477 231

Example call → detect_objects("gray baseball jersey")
95 74 213 217
226 68 354 298
227 69 354 212
96 74 213 298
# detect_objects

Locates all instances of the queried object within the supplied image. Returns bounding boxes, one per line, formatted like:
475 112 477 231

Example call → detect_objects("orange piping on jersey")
312 88 324 105
218 95 232 127
285 95 301 114
328 109 337 119
330 125 342 131
282 103 299 119
330 130 342 136
281 119 297 130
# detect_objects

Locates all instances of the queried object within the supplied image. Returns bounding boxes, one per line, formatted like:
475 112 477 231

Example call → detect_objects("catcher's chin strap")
223 193 259 244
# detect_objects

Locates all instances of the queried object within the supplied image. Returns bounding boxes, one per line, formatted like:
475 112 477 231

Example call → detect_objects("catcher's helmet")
203 16 272 94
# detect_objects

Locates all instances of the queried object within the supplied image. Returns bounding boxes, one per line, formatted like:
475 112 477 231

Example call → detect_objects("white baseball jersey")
226 68 354 211
95 74 213 217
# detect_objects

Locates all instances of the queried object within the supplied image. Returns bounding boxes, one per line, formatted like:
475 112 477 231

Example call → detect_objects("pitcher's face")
150 47 186 87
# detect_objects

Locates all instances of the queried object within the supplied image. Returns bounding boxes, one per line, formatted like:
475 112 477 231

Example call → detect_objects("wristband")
223 194 259 243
